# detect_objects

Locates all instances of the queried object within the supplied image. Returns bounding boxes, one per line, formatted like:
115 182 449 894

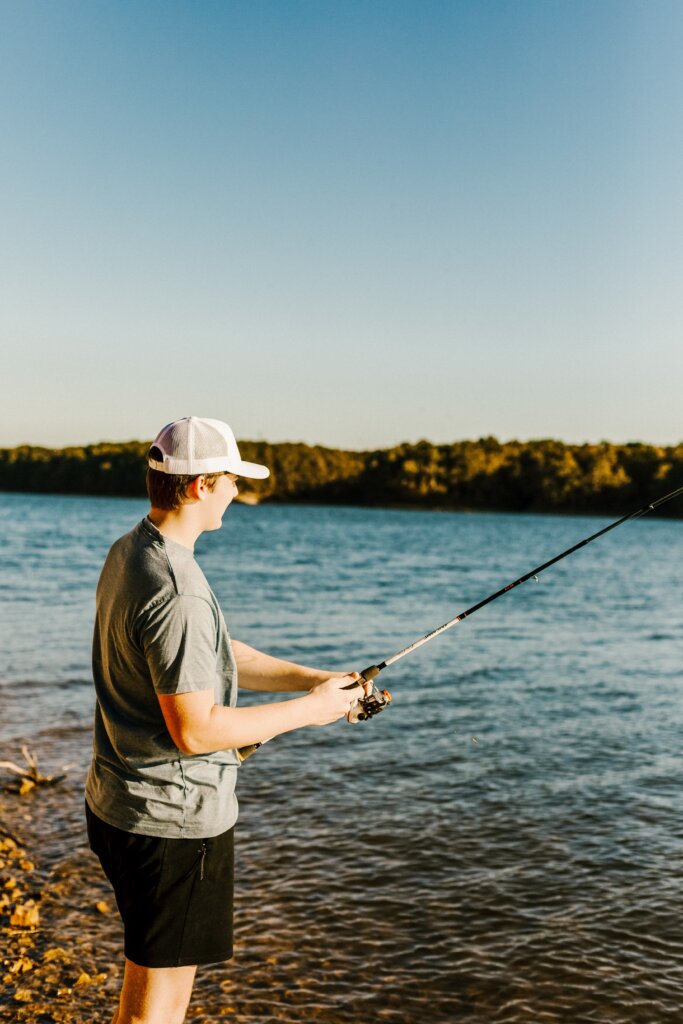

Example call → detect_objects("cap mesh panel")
190 421 229 459
163 423 189 461
154 418 232 469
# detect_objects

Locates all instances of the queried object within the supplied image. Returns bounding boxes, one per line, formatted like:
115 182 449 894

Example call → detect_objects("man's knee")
116 959 197 1024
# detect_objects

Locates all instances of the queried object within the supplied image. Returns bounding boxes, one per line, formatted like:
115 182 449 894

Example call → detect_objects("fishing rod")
237 483 683 761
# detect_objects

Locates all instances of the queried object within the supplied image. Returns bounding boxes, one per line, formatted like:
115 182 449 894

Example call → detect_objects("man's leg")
113 959 197 1024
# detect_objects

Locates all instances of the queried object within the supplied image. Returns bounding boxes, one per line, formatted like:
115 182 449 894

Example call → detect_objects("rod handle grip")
236 737 272 763
236 742 261 762
342 664 381 690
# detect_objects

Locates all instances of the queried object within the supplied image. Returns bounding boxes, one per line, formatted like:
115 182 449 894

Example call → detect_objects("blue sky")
1 0 681 450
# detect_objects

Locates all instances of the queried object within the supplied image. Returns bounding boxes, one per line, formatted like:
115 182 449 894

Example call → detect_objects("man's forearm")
186 695 314 754
232 639 334 692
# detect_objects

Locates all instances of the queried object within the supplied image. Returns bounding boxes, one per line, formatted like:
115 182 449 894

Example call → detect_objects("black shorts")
85 802 234 968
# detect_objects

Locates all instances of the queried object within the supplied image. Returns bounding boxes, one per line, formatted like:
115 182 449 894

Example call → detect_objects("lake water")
1 491 683 1023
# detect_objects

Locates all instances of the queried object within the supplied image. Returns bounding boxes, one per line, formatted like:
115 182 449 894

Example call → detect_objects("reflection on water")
1 493 683 1022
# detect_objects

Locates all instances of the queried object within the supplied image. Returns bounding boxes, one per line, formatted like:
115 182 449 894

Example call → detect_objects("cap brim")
233 460 270 480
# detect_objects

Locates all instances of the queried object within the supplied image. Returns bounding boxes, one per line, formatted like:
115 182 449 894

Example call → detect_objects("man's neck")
147 508 201 551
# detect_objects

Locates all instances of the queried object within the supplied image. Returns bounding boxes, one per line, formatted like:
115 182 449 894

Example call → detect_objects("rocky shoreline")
0 760 244 1024
0 789 121 1023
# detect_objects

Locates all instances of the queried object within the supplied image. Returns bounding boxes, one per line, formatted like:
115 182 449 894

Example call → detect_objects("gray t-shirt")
85 517 239 839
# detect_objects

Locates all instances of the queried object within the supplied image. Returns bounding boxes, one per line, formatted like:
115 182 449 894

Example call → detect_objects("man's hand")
306 673 364 726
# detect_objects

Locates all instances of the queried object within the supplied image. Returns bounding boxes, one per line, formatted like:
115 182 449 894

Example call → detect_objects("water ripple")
1 496 683 1021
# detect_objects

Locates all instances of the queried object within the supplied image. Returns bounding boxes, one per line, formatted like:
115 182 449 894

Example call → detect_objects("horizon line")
2 434 683 454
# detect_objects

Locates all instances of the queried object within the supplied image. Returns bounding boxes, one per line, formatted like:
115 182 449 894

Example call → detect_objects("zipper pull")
199 841 207 881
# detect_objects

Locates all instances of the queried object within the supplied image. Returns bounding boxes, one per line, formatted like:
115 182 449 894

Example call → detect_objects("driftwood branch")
0 747 74 794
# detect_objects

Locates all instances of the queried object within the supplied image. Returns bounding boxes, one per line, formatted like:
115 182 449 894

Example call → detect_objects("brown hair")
146 446 223 511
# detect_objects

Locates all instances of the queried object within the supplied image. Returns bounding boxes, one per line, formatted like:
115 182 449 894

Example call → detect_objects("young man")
85 416 364 1024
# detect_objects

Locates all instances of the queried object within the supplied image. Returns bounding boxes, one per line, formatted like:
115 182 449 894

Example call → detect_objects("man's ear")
185 477 204 502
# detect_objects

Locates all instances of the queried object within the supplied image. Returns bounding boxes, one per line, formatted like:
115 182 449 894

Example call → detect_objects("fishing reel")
348 683 392 723
346 664 392 724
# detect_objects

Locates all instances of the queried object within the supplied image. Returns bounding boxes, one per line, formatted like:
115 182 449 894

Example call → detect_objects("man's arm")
157 673 361 756
231 639 337 692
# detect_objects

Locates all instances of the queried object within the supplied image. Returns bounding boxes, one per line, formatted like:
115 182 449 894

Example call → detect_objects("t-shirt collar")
139 516 195 557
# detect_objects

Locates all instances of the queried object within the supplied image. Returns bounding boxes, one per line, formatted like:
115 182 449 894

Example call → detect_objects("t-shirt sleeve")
138 594 219 696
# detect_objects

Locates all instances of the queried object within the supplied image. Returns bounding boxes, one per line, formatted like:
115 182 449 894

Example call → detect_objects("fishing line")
238 483 683 760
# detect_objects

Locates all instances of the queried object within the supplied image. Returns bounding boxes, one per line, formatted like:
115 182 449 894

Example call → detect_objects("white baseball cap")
148 417 270 479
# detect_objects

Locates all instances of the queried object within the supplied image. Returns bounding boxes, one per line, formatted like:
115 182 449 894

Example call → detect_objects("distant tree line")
1 437 682 516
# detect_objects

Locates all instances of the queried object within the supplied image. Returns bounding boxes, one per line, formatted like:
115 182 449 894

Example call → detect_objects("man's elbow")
164 719 209 755
176 728 208 756
158 692 217 755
